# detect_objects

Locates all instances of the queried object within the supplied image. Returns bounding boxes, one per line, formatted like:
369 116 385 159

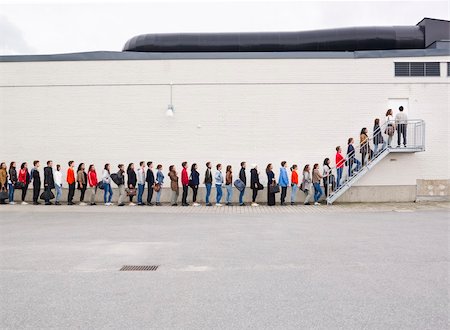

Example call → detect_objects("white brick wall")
0 56 449 188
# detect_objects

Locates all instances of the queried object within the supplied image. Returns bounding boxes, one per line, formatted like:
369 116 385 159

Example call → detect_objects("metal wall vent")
395 62 441 77
120 265 159 271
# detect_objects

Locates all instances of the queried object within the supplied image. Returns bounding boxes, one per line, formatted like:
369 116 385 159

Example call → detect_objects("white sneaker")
129 202 136 206
216 203 223 207
9 202 15 205
79 202 87 206
193 202 200 207
21 201 28 205
314 202 320 206
105 203 111 206
251 202 259 207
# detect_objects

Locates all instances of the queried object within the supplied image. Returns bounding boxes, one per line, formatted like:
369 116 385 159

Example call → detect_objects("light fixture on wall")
166 82 174 117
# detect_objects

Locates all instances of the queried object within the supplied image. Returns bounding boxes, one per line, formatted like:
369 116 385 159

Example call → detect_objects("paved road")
0 207 448 329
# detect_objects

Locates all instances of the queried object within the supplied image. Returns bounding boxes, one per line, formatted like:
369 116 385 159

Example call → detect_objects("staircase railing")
325 119 425 204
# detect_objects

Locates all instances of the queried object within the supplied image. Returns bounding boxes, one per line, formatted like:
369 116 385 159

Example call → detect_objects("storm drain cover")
120 265 159 271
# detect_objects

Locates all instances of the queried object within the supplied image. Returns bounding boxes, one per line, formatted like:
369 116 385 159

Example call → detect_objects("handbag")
257 182 264 190
40 190 55 200
14 181 25 189
126 188 136 196
0 190 8 201
154 183 161 192
269 183 280 194
234 179 245 192
385 125 394 136
97 181 104 190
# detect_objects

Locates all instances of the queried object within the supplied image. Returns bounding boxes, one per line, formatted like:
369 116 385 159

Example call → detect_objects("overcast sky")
0 0 448 55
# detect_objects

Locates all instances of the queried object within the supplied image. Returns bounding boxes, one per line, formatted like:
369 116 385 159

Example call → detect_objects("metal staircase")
326 119 425 205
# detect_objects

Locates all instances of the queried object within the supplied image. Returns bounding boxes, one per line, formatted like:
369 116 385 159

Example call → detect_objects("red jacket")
88 170 98 187
67 168 75 184
181 168 189 186
336 152 345 169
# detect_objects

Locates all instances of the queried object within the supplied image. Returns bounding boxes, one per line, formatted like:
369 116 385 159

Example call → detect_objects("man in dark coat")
31 160 41 205
239 162 247 206
43 160 55 205
146 161 155 205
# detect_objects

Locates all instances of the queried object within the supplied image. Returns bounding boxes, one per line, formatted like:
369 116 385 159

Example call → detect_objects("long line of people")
0 108 408 206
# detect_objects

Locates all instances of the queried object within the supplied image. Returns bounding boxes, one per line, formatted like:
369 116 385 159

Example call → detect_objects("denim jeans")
225 184 233 203
313 182 323 202
137 183 145 204
103 183 113 203
291 184 298 203
216 184 223 203
336 168 343 188
239 187 245 204
156 190 162 203
348 159 361 177
55 184 62 202
205 183 212 204
8 183 14 202
374 142 387 155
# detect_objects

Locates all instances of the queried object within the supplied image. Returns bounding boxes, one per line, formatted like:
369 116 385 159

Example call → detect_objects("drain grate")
120 265 159 271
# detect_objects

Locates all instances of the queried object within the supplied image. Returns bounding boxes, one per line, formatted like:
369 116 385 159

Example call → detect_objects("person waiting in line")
266 163 276 206
0 163 7 204
301 164 312 205
43 160 55 205
250 164 260 207
31 160 41 205
87 164 98 206
214 164 224 207
335 146 345 188
155 164 164 206
117 164 126 206
18 162 30 204
127 163 137 206
225 165 233 206
181 161 189 206
102 163 113 206
290 164 299 205
279 161 289 206
136 161 146 206
347 138 361 177
395 106 408 147
189 163 200 207
312 163 325 206
360 127 372 167
168 165 179 206
204 162 213 206
67 161 76 205
322 158 333 197
146 161 155 206
239 162 247 206
385 109 395 147
77 163 87 206
373 118 386 156
54 164 63 205
8 162 17 204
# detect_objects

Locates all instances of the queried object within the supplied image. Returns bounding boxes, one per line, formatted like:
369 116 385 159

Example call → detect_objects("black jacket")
204 168 212 184
127 169 137 186
8 168 17 184
44 166 55 189
239 167 246 185
146 169 155 185
250 168 260 189
117 170 125 185
32 168 41 187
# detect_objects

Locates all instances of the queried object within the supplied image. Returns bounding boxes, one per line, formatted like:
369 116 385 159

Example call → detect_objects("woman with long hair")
385 109 395 147
225 165 233 206
8 161 17 204
77 163 87 205
266 163 276 206
102 163 113 205
18 162 30 204
87 164 98 206
127 163 137 205
301 164 312 205
190 163 200 206
290 164 299 205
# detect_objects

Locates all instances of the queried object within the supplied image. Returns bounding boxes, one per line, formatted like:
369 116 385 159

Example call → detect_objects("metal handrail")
326 119 425 202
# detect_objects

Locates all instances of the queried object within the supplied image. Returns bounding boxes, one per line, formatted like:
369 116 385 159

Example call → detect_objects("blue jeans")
103 183 113 203
348 159 361 177
291 184 298 203
374 142 387 155
313 182 323 202
55 184 62 202
239 187 245 205
336 168 343 188
216 184 223 203
137 183 144 204
225 184 233 203
8 183 14 202
205 183 212 204
156 190 162 203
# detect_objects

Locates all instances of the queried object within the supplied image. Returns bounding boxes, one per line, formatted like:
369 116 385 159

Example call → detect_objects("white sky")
0 0 448 55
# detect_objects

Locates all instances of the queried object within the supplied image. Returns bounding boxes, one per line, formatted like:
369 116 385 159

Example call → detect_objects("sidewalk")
1 201 448 215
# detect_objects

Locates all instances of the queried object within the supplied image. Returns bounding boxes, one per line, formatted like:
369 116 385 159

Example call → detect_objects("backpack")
110 173 121 186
